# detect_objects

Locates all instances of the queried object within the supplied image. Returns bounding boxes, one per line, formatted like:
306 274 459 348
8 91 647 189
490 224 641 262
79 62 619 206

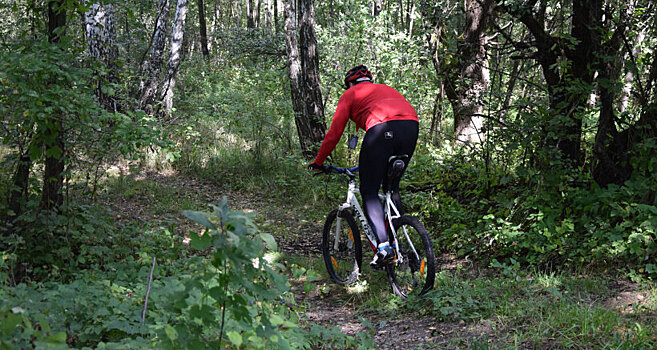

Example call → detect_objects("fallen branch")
142 256 157 323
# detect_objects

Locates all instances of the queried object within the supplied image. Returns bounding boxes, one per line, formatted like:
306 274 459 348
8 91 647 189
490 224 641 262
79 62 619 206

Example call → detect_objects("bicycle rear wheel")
387 215 436 298
322 209 362 285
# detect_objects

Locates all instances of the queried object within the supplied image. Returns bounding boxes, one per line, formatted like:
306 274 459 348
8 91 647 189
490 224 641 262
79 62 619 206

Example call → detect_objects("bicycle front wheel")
322 209 362 285
387 215 436 298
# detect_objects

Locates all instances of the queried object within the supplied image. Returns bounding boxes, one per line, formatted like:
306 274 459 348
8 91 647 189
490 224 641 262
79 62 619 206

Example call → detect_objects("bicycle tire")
386 215 436 298
322 209 362 285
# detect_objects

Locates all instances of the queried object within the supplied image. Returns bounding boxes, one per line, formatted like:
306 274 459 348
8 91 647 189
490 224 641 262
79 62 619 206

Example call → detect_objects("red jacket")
313 82 418 165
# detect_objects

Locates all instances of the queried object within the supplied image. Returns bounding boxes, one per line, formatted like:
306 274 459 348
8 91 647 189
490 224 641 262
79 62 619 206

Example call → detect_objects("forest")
1 0 656 348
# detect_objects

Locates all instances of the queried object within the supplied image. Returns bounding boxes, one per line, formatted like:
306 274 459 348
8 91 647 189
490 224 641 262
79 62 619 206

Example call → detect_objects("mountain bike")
319 155 436 298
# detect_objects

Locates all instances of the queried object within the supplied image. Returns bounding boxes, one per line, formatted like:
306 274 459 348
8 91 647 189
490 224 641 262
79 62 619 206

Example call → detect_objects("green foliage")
406 142 657 278
0 34 167 217
1 304 68 349
173 60 295 167
1 201 185 284
1 199 370 349
0 38 98 154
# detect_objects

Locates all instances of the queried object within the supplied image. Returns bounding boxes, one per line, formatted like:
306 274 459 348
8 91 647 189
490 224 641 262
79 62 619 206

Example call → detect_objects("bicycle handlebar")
327 165 359 174
313 165 359 177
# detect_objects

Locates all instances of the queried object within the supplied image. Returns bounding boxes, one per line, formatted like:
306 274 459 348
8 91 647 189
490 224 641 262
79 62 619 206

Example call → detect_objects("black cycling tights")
359 120 418 244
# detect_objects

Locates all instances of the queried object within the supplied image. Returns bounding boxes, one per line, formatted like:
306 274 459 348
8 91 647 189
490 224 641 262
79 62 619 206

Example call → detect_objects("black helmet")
344 65 373 89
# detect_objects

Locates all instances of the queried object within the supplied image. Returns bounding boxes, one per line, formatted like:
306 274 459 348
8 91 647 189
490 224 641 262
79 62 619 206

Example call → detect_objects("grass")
402 269 657 348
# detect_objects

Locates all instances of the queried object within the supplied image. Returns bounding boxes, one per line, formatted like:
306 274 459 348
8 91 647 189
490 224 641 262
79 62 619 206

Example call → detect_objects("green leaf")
29 144 42 160
190 231 212 250
227 231 240 245
227 331 243 346
208 286 225 302
260 233 277 251
2 312 22 336
269 314 285 326
183 210 216 229
46 332 68 343
165 325 178 341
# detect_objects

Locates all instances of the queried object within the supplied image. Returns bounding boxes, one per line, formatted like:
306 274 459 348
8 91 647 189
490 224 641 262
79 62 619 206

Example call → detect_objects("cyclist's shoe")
370 242 394 269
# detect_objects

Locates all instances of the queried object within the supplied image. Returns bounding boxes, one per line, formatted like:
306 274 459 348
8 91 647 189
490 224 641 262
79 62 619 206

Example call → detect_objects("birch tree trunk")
85 3 119 112
139 0 170 114
284 0 326 157
161 0 188 117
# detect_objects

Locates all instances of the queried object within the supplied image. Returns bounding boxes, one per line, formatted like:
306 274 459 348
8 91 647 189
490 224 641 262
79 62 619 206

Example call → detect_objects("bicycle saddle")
387 154 409 178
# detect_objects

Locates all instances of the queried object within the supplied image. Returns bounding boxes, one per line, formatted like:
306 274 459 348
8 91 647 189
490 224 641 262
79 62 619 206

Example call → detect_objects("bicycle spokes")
387 216 435 298
322 209 362 286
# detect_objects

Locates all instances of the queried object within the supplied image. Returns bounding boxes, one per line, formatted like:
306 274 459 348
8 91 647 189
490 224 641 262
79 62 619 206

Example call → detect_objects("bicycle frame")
332 168 420 265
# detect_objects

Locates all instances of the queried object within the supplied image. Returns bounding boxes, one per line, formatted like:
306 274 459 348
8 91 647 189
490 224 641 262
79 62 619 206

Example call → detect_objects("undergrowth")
1 198 374 349
403 144 657 280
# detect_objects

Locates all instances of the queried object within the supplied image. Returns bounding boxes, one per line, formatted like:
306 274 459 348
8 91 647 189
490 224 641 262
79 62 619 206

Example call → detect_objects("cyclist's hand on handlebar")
308 162 329 174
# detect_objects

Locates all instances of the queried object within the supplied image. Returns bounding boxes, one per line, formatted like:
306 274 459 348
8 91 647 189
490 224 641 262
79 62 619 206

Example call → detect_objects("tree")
139 0 170 114
247 0 256 28
161 0 189 117
85 2 119 112
41 0 67 210
197 0 209 57
592 2 657 186
284 0 326 156
422 0 496 145
500 0 602 167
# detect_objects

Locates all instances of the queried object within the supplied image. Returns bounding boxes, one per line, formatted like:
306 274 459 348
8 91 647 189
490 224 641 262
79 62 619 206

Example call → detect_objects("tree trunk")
197 0 209 57
161 0 188 117
274 0 278 29
247 0 256 28
592 4 657 186
502 59 521 114
139 0 170 114
284 0 326 157
508 0 601 167
407 0 415 36
6 152 31 233
619 28 646 113
264 0 271 29
256 0 261 27
429 84 444 145
85 3 119 112
441 0 495 144
372 0 382 17
41 0 67 211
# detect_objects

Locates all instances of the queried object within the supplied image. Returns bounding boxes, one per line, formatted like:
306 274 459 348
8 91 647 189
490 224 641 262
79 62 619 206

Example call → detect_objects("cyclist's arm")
313 95 352 165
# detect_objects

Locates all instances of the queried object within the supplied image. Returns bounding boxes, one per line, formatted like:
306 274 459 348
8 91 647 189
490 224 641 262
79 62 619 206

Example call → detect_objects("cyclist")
309 65 419 268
